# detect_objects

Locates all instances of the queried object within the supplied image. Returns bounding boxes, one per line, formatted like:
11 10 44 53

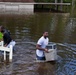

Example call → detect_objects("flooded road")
0 3 76 75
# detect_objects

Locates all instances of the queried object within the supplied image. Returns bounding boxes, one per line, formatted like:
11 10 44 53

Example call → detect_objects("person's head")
43 31 48 38
0 26 5 33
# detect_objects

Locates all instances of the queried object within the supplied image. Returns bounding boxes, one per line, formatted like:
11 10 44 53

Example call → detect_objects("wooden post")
71 0 75 17
55 0 58 10
60 0 63 11
9 45 13 62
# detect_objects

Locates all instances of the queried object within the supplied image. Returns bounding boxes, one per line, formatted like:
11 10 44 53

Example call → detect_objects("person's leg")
36 55 46 60
10 40 16 47
7 40 16 50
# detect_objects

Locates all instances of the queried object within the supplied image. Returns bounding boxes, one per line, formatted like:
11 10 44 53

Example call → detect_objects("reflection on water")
56 43 76 75
0 12 76 75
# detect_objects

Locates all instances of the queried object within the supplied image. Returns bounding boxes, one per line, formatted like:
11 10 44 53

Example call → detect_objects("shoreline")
0 2 70 14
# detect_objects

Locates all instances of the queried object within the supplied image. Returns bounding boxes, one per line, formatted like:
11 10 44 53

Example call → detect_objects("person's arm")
36 44 48 53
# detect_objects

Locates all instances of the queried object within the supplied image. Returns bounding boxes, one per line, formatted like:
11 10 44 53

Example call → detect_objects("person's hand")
44 48 49 53
4 44 7 47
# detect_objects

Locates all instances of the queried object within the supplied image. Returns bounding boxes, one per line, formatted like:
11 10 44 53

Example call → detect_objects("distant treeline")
0 0 71 2
35 0 71 3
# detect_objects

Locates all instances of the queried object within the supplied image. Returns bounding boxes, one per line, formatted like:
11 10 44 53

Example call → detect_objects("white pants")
7 40 16 49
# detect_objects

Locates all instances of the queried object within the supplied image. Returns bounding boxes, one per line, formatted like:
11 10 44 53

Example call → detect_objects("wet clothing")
36 54 46 60
36 36 49 60
4 29 10 35
3 32 12 45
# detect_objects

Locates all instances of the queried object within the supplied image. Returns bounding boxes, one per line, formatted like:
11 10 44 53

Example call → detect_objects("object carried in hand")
45 43 57 61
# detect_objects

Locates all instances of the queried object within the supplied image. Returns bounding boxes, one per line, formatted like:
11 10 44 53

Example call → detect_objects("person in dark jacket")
0 26 16 49
2 30 12 47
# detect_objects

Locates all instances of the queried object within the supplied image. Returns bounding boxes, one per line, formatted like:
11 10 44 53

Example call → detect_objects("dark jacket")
3 32 12 45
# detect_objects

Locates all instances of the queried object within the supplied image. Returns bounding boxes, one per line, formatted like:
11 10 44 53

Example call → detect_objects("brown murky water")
0 2 76 75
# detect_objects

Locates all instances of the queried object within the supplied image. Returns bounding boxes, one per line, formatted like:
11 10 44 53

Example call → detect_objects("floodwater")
0 3 76 75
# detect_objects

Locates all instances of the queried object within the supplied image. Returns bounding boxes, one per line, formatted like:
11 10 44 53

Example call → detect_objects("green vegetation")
34 0 71 3
64 0 71 3
34 0 53 2
34 0 72 12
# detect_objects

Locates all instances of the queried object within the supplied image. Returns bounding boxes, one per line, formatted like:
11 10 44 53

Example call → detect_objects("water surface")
0 4 76 75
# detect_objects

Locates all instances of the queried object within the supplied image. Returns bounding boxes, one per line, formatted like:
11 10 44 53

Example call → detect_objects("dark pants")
36 55 46 60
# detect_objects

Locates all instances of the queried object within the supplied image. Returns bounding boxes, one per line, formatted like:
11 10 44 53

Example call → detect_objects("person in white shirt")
36 31 49 60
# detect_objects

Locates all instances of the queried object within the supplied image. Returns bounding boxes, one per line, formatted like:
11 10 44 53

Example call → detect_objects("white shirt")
36 36 49 57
